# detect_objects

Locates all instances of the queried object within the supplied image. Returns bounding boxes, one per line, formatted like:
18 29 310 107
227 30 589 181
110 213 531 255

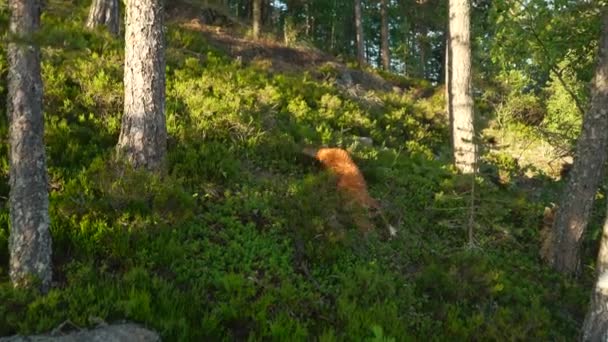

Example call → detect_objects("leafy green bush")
496 93 545 126
543 63 587 144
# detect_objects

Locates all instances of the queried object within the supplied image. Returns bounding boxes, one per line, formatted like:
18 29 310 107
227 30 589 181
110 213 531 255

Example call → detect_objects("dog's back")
314 148 379 209
304 147 396 236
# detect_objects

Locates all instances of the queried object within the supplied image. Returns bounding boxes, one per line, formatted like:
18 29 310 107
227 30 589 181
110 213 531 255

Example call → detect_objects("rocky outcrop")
0 323 160 342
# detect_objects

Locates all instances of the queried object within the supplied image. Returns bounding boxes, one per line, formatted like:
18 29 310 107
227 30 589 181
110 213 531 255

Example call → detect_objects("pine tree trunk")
419 25 429 78
448 0 475 174
252 0 261 39
582 205 608 341
354 0 365 66
380 0 390 70
330 0 336 51
244 0 251 20
545 10 608 275
446 33 453 149
310 13 315 40
262 0 271 26
439 34 447 84
330 14 335 51
86 0 120 36
7 0 52 292
117 0 167 172
304 1 310 37
402 20 410 76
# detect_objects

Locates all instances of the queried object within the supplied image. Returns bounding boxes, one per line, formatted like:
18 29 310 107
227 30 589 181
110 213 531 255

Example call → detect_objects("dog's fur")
304 147 396 236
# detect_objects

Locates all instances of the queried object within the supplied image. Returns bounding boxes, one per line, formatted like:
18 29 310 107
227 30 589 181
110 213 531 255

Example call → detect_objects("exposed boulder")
0 323 160 342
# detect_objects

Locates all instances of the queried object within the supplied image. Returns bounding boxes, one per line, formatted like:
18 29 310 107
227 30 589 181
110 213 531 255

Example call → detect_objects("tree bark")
262 0 271 26
545 10 608 275
304 1 310 37
380 0 390 70
330 13 335 51
446 32 453 150
252 0 261 39
117 0 167 172
354 0 365 66
402 17 410 76
582 204 608 341
86 0 120 36
448 0 475 174
7 0 52 292
420 25 431 75
583 115 608 340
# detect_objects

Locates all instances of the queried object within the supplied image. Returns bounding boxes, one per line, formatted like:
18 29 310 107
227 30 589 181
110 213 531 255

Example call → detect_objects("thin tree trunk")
330 15 335 51
354 0 365 65
252 0 261 39
344 4 354 56
117 0 167 172
545 9 608 275
380 0 390 70
244 0 252 21
402 19 410 76
262 0 271 26
419 26 428 79
448 0 475 174
86 0 120 36
311 13 315 41
304 1 310 37
7 0 52 292
330 0 336 51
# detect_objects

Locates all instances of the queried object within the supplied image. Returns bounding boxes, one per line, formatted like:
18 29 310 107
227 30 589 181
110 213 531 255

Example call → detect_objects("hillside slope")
0 1 592 340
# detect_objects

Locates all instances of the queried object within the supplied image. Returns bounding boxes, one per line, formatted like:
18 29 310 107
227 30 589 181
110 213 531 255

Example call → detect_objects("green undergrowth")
0 1 591 340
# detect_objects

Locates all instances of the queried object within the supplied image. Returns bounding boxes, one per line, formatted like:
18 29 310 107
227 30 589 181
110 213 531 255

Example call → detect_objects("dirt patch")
176 17 332 70
167 4 401 93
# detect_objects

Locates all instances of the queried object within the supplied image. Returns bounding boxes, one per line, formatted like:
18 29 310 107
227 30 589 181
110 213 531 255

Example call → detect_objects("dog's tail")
373 208 397 237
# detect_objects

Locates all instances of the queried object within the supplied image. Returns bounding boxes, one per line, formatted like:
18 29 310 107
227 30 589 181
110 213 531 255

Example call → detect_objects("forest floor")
179 7 573 181
0 1 600 340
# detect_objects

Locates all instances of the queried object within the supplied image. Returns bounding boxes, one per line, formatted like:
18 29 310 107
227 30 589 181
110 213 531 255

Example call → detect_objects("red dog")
304 147 396 236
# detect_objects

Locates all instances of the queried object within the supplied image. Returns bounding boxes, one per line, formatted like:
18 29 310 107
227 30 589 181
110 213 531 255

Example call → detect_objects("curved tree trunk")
117 0 167 172
380 0 390 70
448 0 475 174
544 10 608 275
7 0 52 292
252 0 261 39
583 103 608 342
354 0 365 66
86 0 120 36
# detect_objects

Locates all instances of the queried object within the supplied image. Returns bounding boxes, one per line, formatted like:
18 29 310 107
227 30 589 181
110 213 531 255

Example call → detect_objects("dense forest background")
1 0 608 340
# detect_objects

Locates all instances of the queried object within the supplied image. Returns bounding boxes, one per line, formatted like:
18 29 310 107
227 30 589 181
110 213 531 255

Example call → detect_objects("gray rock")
0 323 160 342
357 136 374 147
